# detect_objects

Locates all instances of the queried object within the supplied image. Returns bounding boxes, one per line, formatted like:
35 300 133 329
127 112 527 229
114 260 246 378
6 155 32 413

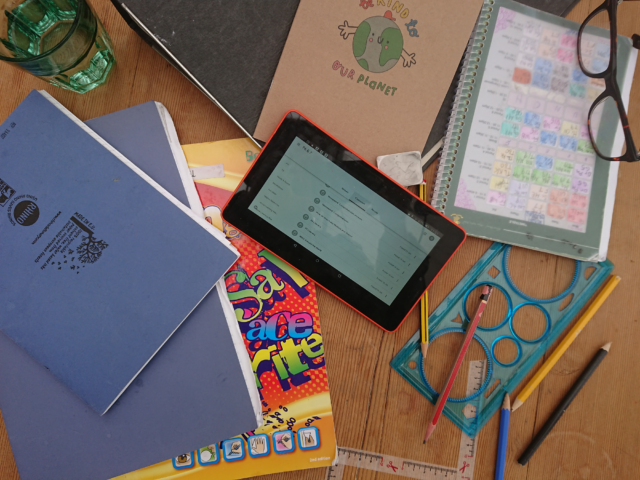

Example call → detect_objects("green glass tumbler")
0 0 115 93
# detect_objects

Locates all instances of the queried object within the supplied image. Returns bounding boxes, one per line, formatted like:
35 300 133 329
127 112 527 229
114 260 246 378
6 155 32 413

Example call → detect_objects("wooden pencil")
511 275 620 413
424 285 493 443
419 183 429 359
495 393 510 480
517 343 611 465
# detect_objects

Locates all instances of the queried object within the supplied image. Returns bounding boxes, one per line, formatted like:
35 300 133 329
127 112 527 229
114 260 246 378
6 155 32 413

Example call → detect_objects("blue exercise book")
0 91 238 414
0 100 260 480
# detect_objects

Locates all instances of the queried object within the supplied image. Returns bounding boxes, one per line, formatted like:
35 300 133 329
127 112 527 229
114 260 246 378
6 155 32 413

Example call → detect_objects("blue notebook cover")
0 101 259 480
0 91 238 414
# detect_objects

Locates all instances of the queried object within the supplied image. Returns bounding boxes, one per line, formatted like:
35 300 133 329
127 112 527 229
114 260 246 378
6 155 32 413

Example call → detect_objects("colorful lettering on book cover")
454 7 610 233
116 139 336 480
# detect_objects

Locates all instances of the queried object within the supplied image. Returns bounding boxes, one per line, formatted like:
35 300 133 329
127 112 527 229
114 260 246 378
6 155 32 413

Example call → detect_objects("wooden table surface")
1 1 639 479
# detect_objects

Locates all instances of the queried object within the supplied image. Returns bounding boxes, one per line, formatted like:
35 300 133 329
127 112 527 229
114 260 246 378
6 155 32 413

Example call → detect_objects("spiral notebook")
431 0 637 261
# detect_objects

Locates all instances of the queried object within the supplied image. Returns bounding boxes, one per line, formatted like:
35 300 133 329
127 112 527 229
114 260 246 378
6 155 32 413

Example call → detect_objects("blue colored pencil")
495 393 510 480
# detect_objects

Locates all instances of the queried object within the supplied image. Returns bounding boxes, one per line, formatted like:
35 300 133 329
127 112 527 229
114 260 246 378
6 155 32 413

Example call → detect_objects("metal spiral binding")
431 0 495 211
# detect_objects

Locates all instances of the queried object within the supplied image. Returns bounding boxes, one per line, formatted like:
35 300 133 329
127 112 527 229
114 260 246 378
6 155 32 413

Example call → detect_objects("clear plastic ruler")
455 360 486 480
325 362 486 480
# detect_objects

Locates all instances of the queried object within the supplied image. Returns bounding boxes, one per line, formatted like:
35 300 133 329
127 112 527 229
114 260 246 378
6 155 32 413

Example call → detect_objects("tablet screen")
249 137 442 305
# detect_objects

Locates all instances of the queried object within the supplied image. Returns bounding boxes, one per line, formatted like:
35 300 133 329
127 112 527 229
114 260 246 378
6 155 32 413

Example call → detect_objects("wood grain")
1 0 640 479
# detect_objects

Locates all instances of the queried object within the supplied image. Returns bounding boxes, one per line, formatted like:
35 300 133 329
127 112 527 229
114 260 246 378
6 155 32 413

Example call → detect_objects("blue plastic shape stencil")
391 243 614 438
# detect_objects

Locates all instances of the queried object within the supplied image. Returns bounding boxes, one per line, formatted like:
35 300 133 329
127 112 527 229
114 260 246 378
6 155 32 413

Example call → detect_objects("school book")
431 0 637 261
0 102 260 480
253 0 483 163
110 0 299 140
0 91 238 414
121 138 337 480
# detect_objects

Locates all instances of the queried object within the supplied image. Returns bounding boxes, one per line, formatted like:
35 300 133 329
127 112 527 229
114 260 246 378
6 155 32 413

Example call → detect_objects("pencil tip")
424 424 436 444
602 342 612 352
503 393 510 410
421 342 430 359
511 398 522 412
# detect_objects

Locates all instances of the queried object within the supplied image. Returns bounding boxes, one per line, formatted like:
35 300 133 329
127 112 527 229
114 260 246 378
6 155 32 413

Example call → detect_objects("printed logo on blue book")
13 200 39 226
0 177 16 207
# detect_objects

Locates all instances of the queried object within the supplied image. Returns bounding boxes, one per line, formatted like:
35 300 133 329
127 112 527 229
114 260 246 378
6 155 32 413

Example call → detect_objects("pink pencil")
424 285 493 443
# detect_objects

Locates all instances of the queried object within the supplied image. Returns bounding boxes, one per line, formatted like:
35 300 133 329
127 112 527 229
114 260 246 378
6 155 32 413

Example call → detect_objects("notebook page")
438 0 636 261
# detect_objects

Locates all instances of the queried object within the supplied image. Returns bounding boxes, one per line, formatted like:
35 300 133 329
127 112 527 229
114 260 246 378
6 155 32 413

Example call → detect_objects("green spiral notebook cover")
431 0 637 261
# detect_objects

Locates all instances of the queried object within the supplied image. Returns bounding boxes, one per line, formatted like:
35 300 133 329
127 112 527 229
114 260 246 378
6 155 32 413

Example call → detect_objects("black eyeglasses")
577 0 640 162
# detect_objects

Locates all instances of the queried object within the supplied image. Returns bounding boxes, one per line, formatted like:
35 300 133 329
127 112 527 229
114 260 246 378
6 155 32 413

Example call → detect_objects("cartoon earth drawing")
338 10 416 72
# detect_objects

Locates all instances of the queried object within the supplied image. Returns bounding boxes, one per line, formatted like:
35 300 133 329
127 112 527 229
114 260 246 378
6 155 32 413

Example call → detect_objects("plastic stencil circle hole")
512 304 548 342
408 360 417 370
466 285 508 329
506 247 577 300
423 332 488 399
493 337 519 366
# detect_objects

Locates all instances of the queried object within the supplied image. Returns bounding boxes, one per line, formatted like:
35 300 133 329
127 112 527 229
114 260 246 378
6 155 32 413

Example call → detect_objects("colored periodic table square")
550 189 570 204
561 121 580 137
504 107 523 123
561 32 578 49
535 155 553 170
540 131 557 146
552 173 572 190
543 116 561 131
506 195 527 210
487 191 507 206
513 165 532 182
531 169 551 185
547 203 567 219
521 126 540 142
559 135 578 151
517 52 535 70
523 112 542 128
501 122 520 137
572 68 588 83
509 179 529 196
541 28 560 45
577 139 595 154
550 76 569 93
570 193 588 209
490 176 510 192
529 184 549 200
569 83 586 98
495 146 516 162
538 43 556 60
534 58 553 75
554 160 574 175
493 161 512 176
567 208 587 224
571 177 591 195
532 72 550 89
574 163 593 179
515 151 535 166
521 36 538 54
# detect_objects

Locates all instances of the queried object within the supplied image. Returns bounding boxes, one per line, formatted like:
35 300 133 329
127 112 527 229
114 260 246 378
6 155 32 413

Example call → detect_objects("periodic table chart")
454 7 612 233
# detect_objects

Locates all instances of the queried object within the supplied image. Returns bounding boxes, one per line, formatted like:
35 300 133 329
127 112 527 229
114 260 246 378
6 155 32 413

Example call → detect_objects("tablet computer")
223 111 466 331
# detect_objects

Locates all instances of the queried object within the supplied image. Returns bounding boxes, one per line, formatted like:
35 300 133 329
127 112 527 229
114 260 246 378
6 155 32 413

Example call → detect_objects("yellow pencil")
421 291 429 359
511 275 620 412
419 182 429 359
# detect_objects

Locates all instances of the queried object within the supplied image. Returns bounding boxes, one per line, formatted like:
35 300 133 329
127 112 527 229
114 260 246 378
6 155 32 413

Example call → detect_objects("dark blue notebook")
0 91 238 414
0 101 260 480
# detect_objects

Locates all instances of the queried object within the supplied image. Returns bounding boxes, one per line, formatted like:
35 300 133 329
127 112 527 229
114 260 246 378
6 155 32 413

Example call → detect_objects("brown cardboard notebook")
254 0 483 162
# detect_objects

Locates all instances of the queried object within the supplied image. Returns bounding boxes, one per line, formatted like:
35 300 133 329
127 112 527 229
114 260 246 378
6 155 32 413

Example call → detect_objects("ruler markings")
326 362 486 480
